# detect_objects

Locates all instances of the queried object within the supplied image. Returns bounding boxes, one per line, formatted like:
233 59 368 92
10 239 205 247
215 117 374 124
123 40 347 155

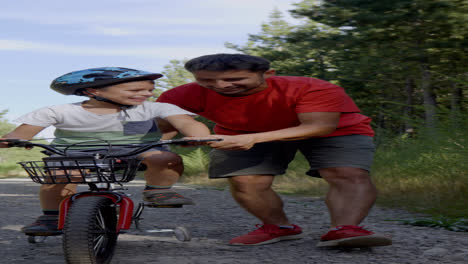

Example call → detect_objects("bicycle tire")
63 196 118 264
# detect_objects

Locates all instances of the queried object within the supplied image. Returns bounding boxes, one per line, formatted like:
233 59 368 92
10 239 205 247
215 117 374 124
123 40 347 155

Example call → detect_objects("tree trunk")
450 80 463 127
420 63 437 131
374 108 386 146
317 53 326 80
403 77 415 133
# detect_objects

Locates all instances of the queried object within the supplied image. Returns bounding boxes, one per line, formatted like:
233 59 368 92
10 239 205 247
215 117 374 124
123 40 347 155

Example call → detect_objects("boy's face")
88 80 155 105
192 69 275 96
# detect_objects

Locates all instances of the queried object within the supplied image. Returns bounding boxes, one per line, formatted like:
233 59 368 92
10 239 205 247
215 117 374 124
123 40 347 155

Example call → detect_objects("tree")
227 1 467 136
225 8 334 78
290 0 467 133
0 109 15 135
152 59 194 99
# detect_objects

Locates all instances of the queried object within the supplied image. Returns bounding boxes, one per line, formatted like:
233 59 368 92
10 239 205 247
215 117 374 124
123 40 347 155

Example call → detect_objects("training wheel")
27 235 47 243
174 227 191 242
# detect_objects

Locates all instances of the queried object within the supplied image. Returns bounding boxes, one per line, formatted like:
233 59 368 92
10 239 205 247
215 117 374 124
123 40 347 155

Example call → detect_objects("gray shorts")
208 135 375 178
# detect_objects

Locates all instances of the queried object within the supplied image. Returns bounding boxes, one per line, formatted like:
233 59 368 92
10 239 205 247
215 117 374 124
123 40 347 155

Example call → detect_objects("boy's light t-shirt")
15 101 194 145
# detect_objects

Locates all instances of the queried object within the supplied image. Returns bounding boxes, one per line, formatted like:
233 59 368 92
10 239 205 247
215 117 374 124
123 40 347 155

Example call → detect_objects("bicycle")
1 138 220 264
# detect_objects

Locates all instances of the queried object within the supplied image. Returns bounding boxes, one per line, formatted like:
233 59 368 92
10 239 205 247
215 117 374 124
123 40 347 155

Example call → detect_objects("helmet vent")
83 73 116 79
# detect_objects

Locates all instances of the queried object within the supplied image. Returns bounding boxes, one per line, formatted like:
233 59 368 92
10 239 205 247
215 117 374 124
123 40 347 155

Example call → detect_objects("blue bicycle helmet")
50 67 163 95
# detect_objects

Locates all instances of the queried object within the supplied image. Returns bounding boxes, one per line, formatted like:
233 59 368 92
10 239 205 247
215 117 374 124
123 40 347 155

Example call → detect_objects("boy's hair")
184 54 270 73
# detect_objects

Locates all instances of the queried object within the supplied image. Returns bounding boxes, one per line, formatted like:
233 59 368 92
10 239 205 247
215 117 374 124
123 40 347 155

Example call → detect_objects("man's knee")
320 167 372 185
229 175 274 193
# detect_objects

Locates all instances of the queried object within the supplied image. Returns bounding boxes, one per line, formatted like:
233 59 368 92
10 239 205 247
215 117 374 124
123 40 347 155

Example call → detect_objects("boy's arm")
156 118 179 140
163 115 211 137
0 124 46 148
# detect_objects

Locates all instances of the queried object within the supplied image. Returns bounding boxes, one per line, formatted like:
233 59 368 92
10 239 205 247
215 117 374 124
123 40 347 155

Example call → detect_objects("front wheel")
63 196 118 264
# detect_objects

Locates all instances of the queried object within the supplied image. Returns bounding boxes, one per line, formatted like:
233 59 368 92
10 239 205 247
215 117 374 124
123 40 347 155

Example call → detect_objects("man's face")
193 70 274 96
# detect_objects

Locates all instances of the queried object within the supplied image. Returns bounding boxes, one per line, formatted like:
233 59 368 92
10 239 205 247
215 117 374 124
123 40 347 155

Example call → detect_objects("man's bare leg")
320 167 377 227
228 175 290 225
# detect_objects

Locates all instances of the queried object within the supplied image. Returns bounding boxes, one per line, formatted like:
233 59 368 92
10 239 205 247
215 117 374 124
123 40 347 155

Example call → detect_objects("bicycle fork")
58 192 134 232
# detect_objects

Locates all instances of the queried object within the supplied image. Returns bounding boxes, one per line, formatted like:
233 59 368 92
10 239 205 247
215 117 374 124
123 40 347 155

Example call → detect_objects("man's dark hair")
184 53 270 73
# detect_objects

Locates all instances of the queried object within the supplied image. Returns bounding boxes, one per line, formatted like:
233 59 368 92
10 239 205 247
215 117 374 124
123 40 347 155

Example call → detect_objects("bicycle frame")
3 138 219 231
1 137 221 264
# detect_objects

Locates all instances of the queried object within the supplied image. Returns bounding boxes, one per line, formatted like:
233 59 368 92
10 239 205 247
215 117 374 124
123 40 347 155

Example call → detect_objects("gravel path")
0 178 466 264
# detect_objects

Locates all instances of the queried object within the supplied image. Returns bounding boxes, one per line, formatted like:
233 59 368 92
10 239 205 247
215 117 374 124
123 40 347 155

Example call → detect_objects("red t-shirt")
156 76 374 137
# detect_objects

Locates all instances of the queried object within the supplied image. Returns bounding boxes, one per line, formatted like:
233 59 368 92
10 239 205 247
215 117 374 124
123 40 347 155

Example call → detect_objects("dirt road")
0 178 466 264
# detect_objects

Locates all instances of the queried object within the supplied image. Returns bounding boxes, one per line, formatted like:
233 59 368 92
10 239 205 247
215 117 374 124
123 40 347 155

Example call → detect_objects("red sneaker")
317 225 392 247
229 224 303 246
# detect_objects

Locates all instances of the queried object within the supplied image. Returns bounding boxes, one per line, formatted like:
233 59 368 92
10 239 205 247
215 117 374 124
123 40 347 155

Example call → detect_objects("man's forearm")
250 124 337 143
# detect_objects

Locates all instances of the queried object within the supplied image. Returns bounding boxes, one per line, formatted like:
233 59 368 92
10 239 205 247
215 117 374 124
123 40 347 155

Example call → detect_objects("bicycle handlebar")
0 138 222 158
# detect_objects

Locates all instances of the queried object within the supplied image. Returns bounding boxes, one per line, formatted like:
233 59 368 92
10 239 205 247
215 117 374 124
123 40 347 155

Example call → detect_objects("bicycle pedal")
144 203 183 208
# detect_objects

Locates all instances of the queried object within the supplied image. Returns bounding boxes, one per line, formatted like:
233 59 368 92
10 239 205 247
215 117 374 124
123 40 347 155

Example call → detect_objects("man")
156 54 392 247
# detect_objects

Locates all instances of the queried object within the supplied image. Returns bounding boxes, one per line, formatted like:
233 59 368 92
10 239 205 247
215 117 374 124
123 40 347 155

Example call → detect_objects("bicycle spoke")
91 207 112 256
96 210 105 229
93 235 106 255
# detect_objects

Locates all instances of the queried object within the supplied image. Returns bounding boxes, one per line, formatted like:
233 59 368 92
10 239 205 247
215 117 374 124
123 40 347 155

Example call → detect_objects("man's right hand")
203 134 258 151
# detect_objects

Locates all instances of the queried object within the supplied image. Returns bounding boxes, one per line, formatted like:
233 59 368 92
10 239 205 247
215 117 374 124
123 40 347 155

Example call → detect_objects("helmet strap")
82 90 133 109
93 95 133 108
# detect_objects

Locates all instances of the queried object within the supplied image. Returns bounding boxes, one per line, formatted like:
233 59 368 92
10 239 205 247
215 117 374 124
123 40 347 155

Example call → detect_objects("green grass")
177 131 467 229
371 130 467 219
0 146 47 177
398 217 468 232
2 132 466 230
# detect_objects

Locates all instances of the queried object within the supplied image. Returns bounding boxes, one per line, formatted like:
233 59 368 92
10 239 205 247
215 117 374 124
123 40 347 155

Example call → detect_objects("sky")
1 0 301 128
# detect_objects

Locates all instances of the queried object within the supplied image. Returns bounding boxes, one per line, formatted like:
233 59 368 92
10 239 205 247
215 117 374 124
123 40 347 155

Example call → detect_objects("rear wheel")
27 235 47 243
63 196 118 264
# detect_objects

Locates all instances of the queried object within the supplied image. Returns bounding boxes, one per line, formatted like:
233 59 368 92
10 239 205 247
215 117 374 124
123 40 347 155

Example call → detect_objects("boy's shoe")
317 225 392 248
229 224 303 246
142 189 195 206
21 215 62 236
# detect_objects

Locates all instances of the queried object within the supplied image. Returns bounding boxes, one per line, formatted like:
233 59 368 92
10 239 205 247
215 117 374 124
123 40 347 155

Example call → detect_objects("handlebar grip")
0 139 32 148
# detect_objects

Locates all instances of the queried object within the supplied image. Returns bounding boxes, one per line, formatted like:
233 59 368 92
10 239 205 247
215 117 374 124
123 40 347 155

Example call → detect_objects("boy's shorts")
208 135 375 178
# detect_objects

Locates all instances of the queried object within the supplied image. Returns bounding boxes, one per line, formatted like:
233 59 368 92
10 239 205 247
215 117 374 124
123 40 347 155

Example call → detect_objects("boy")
0 67 210 235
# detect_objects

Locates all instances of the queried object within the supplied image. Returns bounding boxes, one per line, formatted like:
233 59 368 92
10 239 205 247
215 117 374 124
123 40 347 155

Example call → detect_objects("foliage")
399 217 468 232
0 146 47 177
179 148 210 176
3 2 466 230
371 119 467 219
0 109 15 135
151 59 195 99
1 130 466 221
226 0 467 136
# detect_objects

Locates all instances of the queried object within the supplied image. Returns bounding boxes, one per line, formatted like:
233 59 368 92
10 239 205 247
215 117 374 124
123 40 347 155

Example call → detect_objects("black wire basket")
18 156 144 184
